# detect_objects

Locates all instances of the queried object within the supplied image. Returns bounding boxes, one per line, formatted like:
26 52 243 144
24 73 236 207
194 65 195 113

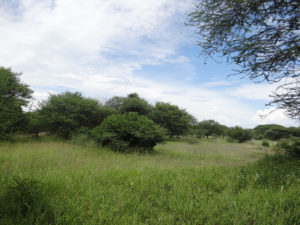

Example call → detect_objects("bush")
92 112 165 152
70 127 95 146
39 92 115 139
227 126 252 143
0 177 54 224
262 140 270 147
276 138 300 158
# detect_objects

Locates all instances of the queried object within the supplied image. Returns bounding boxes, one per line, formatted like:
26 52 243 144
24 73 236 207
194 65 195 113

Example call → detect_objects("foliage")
0 67 32 140
288 126 300 137
70 127 95 147
227 126 252 143
276 137 300 158
120 93 153 115
262 140 270 147
188 0 299 121
92 112 165 151
106 93 153 116
264 127 290 140
0 176 54 224
39 92 114 139
150 102 194 138
23 111 45 137
197 120 223 138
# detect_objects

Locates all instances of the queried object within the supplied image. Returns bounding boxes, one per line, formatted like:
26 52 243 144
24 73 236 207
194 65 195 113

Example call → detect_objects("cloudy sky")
0 0 296 128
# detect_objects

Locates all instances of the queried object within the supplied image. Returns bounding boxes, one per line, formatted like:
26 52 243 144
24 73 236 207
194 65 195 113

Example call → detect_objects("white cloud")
0 0 296 128
251 107 296 127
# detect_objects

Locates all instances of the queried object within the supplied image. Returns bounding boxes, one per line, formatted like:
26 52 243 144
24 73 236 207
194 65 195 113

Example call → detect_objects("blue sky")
0 0 296 128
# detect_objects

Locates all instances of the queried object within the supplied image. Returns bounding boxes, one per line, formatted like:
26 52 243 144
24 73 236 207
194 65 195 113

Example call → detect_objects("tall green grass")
0 138 299 224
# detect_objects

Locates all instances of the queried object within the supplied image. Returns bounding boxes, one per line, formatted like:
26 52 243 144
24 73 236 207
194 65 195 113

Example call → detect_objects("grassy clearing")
0 138 299 224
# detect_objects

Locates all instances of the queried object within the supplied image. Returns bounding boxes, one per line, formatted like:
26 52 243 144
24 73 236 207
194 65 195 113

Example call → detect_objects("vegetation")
151 102 194 138
227 126 253 143
188 0 300 121
39 92 114 139
197 120 223 138
0 67 32 140
92 112 165 152
0 138 299 225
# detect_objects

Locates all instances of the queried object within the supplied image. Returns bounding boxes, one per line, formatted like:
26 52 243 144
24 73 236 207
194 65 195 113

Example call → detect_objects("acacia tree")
188 0 299 121
40 92 114 139
0 67 32 140
151 102 193 138
197 120 223 138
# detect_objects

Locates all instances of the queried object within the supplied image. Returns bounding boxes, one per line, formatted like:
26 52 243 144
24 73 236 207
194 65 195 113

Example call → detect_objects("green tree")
228 126 253 143
23 111 45 137
151 102 193 138
0 67 32 140
39 92 114 139
105 93 153 116
254 124 288 139
92 112 165 152
264 127 290 140
197 120 223 138
188 0 299 121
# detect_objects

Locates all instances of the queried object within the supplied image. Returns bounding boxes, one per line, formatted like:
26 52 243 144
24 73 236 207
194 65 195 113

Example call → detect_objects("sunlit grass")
0 138 299 224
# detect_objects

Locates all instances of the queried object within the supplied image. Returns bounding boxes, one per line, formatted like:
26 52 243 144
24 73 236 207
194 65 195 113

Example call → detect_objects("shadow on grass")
0 176 55 225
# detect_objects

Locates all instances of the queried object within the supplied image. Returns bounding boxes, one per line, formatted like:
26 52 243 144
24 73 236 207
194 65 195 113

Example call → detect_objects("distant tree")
23 111 44 137
120 93 152 115
289 126 300 137
0 67 32 140
264 127 290 140
188 0 299 121
151 102 194 138
92 112 165 152
105 96 125 111
228 126 252 143
105 93 153 116
198 120 223 138
39 92 114 139
254 124 288 139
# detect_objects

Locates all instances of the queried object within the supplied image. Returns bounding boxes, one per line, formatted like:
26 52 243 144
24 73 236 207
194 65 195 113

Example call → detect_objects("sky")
0 0 297 128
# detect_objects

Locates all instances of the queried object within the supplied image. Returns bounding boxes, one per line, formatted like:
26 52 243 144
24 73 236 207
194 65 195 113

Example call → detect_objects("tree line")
1 67 300 153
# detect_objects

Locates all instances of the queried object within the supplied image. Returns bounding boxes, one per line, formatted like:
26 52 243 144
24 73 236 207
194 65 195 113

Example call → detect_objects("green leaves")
92 112 165 152
0 67 32 140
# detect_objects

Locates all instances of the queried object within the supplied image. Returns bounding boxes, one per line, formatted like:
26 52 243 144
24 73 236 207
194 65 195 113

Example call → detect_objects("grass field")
0 137 299 224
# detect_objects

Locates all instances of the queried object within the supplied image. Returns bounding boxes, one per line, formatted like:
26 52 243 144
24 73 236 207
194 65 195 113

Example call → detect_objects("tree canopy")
39 92 114 139
151 102 193 138
0 67 32 140
188 0 299 121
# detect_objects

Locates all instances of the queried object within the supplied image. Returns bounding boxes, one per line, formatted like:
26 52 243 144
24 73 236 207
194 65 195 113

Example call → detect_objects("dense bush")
92 112 165 152
39 92 115 139
150 102 194 138
227 126 252 143
0 67 32 140
264 127 290 140
262 140 270 147
0 177 54 224
276 138 300 158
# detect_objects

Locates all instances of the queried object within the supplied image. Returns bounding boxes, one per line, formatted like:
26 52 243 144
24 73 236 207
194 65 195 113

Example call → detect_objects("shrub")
264 127 290 140
227 126 252 143
262 140 270 147
92 112 165 152
276 138 300 158
70 127 95 146
39 92 115 139
0 177 54 224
